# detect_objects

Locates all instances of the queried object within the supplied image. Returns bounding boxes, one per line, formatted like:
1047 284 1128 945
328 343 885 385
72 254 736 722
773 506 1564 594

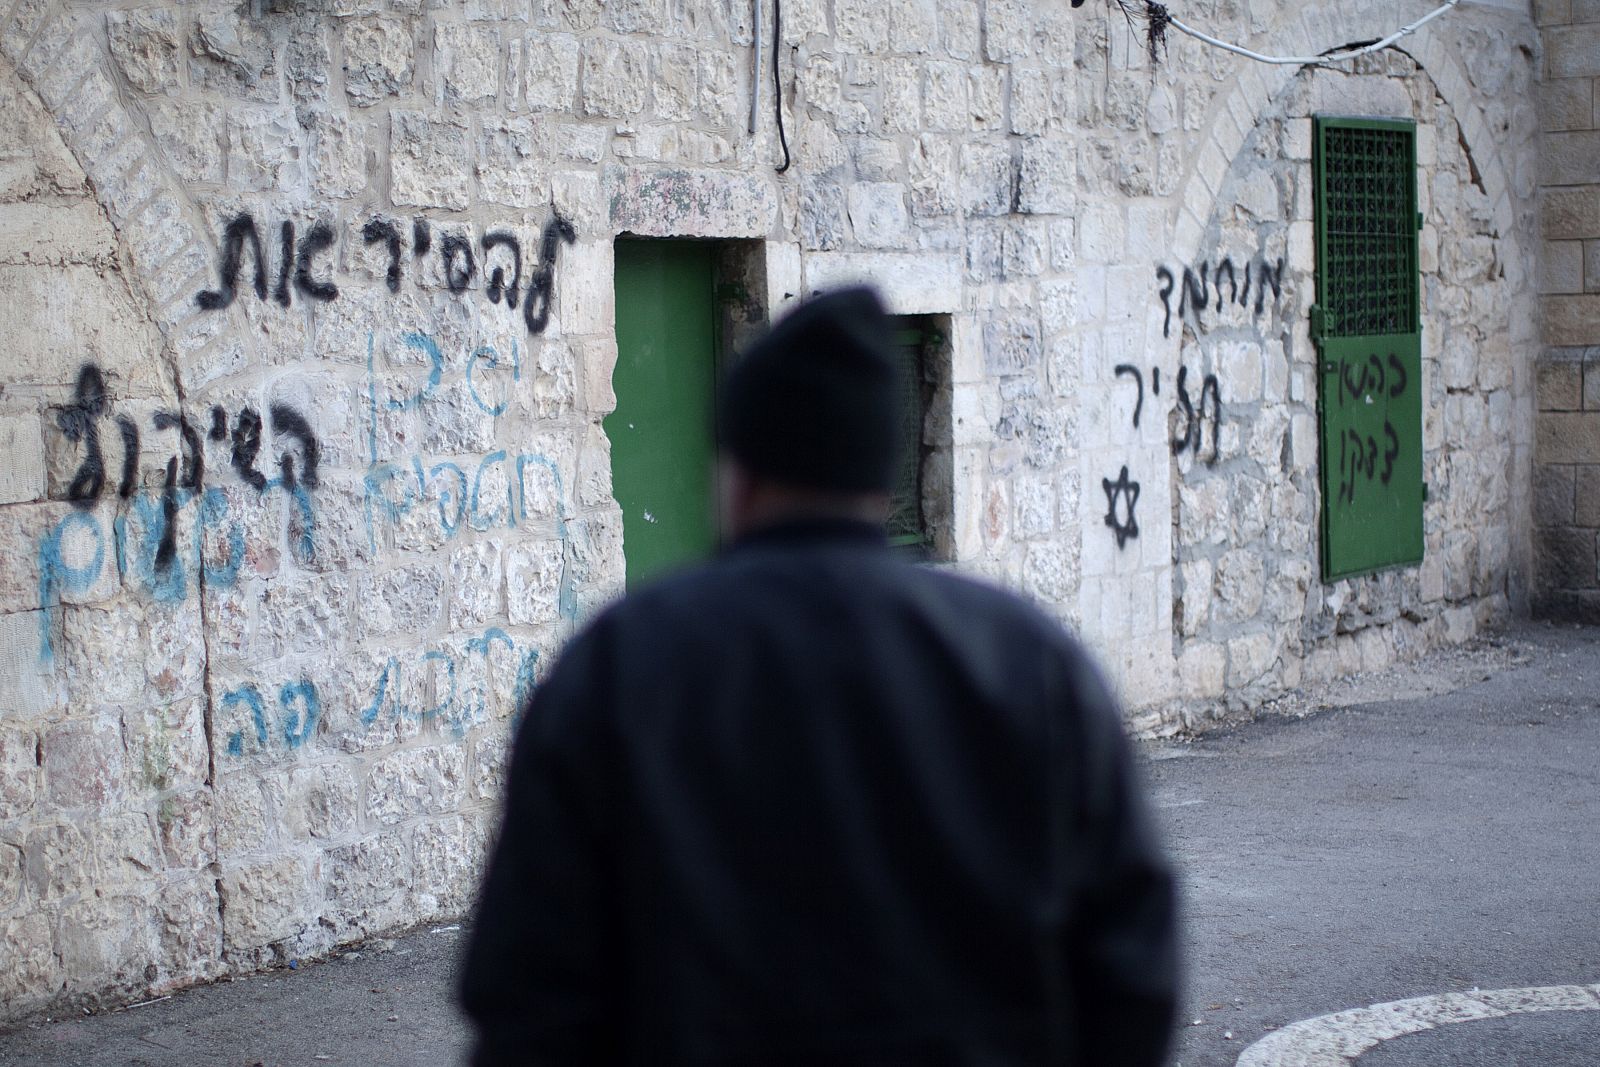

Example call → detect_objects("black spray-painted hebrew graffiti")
51 363 323 575
1155 256 1286 338
1104 359 1224 549
1333 352 1408 506
197 211 577 336
59 364 110 506
1114 364 1145 427
1170 365 1221 464
1113 363 1223 465
1102 466 1140 549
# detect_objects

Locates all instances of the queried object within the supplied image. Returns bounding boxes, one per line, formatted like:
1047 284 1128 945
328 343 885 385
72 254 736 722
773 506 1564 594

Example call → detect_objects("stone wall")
0 0 1542 1020
1532 0 1600 616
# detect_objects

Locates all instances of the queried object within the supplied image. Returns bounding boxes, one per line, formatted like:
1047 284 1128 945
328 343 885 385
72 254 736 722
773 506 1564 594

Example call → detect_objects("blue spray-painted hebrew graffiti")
36 365 321 662
42 207 584 757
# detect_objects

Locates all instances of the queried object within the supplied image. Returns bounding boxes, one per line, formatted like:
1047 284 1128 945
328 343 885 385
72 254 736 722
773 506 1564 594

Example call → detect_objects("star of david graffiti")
1102 465 1140 549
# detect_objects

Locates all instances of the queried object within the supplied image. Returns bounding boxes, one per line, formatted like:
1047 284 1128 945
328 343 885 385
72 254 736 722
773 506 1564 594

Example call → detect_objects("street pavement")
2 620 1596 1066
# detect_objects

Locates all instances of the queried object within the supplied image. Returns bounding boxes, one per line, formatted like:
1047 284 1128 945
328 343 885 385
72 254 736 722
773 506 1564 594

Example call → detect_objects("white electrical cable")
1163 0 1460 65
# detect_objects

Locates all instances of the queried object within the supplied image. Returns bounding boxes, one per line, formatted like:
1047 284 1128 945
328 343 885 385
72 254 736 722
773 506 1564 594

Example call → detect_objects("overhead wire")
1134 0 1462 66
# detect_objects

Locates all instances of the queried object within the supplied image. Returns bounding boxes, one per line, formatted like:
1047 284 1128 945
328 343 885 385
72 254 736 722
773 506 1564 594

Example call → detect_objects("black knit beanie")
717 287 902 493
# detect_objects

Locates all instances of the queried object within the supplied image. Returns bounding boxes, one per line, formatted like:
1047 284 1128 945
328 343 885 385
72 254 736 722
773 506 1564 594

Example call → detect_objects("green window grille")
1312 116 1424 580
886 325 927 551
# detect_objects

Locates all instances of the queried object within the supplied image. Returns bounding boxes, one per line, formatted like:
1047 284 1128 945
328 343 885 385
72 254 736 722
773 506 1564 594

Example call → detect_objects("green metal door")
1313 117 1424 580
607 240 718 588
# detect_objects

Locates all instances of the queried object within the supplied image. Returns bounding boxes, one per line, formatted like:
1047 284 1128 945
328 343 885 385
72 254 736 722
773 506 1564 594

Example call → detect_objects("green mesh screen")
886 327 925 548
1316 120 1419 338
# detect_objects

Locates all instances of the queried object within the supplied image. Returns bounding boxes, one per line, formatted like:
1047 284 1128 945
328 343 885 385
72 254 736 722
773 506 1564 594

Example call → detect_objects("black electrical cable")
773 0 791 173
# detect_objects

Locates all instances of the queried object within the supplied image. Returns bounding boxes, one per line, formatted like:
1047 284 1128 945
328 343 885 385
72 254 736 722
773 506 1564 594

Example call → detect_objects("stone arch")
1166 0 1530 265
0 0 258 384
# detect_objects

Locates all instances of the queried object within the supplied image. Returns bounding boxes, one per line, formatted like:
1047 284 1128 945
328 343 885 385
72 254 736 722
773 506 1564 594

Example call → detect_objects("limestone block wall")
0 0 1542 1020
1532 0 1600 616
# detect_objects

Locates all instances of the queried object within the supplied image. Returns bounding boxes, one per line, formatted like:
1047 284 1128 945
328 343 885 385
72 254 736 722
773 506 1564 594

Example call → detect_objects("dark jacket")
460 519 1178 1066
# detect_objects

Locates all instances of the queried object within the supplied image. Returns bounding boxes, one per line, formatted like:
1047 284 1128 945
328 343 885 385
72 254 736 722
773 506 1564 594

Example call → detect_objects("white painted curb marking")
1234 983 1600 1066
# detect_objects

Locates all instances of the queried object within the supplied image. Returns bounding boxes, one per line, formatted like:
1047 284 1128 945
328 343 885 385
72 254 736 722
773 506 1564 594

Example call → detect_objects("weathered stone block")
606 166 776 238
227 107 303 193
1018 139 1073 215
1575 465 1600 526
579 38 648 117
1543 131 1600 188
436 21 499 105
157 788 215 871
651 43 697 122
0 914 59 1010
359 561 444 638
286 18 332 106
220 855 313 951
0 415 45 504
1588 240 1600 294
982 0 1031 60
190 14 278 102
367 746 467 825
256 572 350 661
107 8 181 95
0 724 38 821
908 134 957 217
410 815 478 916
846 182 910 248
449 539 506 629
960 141 1013 216
390 111 472 210
24 821 90 902
922 61 968 131
523 32 580 111
970 67 1005 132
1535 0 1572 24
92 811 160 891
307 111 369 199
1177 642 1225 698
1538 355 1584 409
1543 239 1586 294
323 831 412 939
1541 78 1597 132
1536 463 1578 525
123 696 207 794
1548 26 1600 79
146 99 225 185
982 315 1041 376
1215 548 1266 621
343 18 414 107
1580 351 1600 410
1542 294 1600 347
1538 526 1599 588
42 717 124 813
1536 412 1600 470
835 0 890 51
1225 631 1277 688
1543 188 1600 241
506 537 564 625
0 840 20 910
283 764 360 841
156 876 222 981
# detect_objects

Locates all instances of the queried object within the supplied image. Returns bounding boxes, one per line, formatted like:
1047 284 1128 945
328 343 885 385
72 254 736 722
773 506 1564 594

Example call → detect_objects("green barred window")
1312 116 1424 581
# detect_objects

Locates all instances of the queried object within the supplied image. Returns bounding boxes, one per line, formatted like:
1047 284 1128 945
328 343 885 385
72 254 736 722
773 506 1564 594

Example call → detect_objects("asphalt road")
1155 621 1600 1066
2 621 1596 1066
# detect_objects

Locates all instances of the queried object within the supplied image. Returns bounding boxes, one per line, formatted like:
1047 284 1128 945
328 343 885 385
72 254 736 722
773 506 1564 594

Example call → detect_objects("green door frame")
1312 115 1425 581
606 239 721 589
